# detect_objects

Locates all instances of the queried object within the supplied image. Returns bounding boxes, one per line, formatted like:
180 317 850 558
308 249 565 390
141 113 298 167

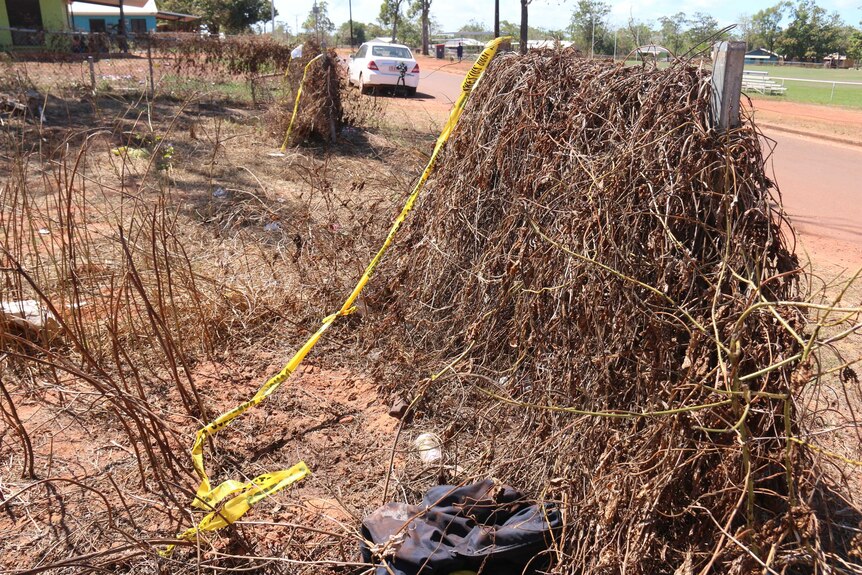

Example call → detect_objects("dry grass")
0 77 428 572
0 47 860 575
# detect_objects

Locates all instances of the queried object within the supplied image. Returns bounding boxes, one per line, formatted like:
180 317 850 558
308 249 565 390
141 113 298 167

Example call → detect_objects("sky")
273 0 862 35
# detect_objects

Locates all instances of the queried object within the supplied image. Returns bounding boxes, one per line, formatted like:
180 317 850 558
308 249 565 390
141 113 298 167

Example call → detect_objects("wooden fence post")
325 53 337 143
88 56 96 92
147 37 155 98
710 41 746 131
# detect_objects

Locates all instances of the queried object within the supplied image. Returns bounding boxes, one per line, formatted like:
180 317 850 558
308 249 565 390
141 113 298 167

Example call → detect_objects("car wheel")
359 74 371 95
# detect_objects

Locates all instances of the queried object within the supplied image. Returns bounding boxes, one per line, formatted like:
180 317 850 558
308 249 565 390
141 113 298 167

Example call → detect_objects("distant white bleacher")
741 70 787 95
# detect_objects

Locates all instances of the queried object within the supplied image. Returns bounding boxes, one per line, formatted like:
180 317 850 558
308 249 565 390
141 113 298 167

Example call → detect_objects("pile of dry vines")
278 40 343 144
370 48 861 573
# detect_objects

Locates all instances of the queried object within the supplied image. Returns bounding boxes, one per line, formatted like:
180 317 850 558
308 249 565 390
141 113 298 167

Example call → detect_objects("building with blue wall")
744 48 781 65
69 0 157 34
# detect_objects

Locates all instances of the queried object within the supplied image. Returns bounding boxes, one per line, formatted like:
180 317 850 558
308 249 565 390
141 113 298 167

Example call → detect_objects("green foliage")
848 29 862 63
658 13 688 54
396 17 423 47
409 0 433 55
337 21 367 46
568 0 612 54
159 144 175 172
742 0 854 61
617 20 655 56
749 2 789 52
685 12 723 49
499 20 521 38
303 1 336 37
778 0 844 59
456 20 493 42
498 19 548 40
364 22 389 40
734 14 756 46
379 0 407 41
161 0 273 33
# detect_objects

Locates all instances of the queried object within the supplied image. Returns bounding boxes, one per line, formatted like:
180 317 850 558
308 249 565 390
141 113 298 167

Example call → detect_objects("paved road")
762 130 862 270
763 131 862 244
417 69 862 270
415 68 464 104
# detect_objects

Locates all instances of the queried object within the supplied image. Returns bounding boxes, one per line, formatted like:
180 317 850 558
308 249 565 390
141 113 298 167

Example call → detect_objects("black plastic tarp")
360 479 562 575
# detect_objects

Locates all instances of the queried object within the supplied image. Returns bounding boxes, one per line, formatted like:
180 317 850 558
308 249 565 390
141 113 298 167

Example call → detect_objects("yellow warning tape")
788 436 862 467
280 53 325 151
166 36 510 553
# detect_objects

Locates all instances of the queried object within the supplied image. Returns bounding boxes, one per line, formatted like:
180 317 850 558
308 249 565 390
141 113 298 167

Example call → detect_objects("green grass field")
743 64 862 108
743 64 862 82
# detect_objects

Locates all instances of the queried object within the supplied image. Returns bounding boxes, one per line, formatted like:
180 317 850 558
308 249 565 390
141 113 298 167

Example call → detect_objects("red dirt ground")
746 99 862 146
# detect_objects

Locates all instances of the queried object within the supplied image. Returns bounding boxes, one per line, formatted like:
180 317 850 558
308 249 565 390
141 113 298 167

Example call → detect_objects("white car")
348 42 420 96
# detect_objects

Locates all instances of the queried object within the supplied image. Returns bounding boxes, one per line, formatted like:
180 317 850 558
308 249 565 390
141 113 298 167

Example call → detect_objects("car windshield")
371 46 412 59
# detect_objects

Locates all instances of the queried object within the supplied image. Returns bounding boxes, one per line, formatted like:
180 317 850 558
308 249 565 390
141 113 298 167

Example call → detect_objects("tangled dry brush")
371 48 861 573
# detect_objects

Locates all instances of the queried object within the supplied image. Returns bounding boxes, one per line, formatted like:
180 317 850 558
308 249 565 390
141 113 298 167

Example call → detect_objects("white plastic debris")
263 221 281 232
413 433 442 464
212 187 227 198
38 228 50 235
0 299 62 339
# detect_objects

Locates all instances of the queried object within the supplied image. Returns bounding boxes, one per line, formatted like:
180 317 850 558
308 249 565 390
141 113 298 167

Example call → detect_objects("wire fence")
2 29 295 106
771 76 862 107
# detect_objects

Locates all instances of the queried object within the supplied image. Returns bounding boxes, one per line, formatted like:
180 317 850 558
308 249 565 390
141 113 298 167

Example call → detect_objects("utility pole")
313 1 320 43
494 0 500 38
270 0 275 35
118 0 127 52
590 14 595 59
613 28 617 60
349 0 354 47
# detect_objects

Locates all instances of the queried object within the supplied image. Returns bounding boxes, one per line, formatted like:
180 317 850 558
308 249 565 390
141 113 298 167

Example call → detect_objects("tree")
499 18 546 41
395 16 423 47
847 30 862 69
161 0 274 33
624 19 656 56
779 0 845 60
379 0 406 42
338 21 366 46
848 27 862 66
750 2 789 52
832 24 858 55
734 14 758 46
303 1 336 40
363 21 389 41
568 0 612 55
458 19 492 42
658 13 687 54
685 12 722 50
409 0 432 55
499 19 520 38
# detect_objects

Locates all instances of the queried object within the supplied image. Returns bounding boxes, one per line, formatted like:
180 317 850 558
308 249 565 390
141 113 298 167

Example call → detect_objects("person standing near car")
456 42 463 62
